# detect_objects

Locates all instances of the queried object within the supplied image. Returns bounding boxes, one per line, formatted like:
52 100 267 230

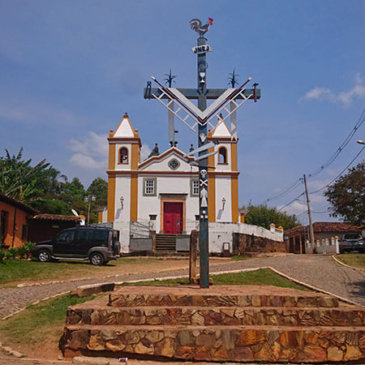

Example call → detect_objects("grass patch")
124 268 307 291
336 254 365 269
0 294 95 346
0 257 164 285
231 255 249 261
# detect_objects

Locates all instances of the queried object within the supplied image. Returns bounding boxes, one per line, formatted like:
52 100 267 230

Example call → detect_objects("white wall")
208 222 284 254
215 176 232 222
138 175 199 233
114 175 131 222
113 143 132 171
113 221 131 253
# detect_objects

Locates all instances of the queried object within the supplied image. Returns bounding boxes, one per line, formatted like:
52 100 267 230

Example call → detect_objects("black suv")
32 226 121 265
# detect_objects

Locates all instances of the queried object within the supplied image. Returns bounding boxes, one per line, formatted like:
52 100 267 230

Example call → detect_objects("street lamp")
357 139 365 145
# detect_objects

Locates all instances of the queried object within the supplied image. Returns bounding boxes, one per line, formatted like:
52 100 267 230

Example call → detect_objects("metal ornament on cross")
144 18 261 288
149 75 254 133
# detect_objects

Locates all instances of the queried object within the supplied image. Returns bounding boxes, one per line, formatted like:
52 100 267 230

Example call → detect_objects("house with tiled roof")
285 222 362 254
0 192 37 248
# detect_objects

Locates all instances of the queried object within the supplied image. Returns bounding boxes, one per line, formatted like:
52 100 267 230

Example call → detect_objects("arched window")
218 147 227 164
119 147 128 164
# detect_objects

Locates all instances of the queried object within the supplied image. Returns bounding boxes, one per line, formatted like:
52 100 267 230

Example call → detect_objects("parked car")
32 226 121 265
339 233 365 253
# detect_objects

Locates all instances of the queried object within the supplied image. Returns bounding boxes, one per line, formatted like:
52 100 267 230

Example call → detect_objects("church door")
163 202 183 234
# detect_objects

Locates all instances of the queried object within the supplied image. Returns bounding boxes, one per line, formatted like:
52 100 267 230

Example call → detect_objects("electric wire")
307 109 365 178
309 145 365 195
260 109 365 205
278 145 364 212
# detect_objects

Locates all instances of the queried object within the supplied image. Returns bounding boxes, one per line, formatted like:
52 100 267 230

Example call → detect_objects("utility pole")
303 174 315 249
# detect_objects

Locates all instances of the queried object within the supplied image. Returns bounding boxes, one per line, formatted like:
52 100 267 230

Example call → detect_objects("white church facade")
100 113 283 253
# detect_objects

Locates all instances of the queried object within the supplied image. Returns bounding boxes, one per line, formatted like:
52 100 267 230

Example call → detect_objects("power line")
278 191 305 212
309 145 365 195
308 109 365 178
260 109 365 205
277 146 364 212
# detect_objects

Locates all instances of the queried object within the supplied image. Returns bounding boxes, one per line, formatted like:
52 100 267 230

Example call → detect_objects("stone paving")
0 255 364 320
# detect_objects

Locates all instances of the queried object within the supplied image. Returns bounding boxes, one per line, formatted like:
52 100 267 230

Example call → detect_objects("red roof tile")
32 214 80 222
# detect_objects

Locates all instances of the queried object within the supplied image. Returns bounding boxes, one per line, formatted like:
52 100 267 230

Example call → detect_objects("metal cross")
144 19 261 288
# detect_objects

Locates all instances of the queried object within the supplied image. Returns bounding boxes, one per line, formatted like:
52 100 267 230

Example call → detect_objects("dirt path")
0 255 364 320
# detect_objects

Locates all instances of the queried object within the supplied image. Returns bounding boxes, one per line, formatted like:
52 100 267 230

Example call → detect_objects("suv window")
94 229 108 244
56 230 74 243
77 229 94 242
343 233 362 240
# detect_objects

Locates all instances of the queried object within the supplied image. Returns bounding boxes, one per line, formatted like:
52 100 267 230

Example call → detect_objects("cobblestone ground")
0 255 364 320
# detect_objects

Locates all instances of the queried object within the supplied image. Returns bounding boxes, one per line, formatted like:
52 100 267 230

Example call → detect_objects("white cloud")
68 132 108 170
140 144 152 161
277 200 307 216
302 74 365 105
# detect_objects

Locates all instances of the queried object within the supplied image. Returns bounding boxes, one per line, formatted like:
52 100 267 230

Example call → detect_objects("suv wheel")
90 252 104 266
38 249 51 262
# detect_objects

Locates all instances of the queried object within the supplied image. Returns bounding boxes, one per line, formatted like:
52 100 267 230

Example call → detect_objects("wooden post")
189 230 198 284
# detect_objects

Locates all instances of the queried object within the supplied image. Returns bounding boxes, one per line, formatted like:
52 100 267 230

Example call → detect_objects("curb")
331 254 365 271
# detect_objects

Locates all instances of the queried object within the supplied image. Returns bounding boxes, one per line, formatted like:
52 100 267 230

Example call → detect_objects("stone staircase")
155 234 176 252
60 285 365 363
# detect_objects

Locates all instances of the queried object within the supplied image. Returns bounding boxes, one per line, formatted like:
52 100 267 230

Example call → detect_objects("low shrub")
7 247 18 259
0 249 5 263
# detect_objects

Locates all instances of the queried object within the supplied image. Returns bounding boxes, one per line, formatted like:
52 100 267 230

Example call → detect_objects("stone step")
109 292 339 308
65 305 365 327
61 324 365 362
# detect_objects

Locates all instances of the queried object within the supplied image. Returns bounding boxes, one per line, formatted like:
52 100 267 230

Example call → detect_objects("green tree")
0 148 50 201
83 178 108 223
324 161 365 225
87 177 108 208
243 204 300 230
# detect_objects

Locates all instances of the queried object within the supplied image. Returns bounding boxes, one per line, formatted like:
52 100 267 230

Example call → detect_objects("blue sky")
1 0 364 223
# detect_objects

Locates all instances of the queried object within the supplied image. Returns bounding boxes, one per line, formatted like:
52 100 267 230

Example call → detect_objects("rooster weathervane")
189 18 213 36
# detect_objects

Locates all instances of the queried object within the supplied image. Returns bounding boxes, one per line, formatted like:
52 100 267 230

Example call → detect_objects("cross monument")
144 19 261 288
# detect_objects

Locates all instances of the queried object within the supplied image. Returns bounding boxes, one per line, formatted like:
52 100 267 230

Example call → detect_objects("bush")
0 249 5 263
21 241 35 259
7 247 18 259
17 245 28 259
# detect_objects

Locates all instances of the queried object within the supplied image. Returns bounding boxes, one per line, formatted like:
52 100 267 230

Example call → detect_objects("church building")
101 112 247 253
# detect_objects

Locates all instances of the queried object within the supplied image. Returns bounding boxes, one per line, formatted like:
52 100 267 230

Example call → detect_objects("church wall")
137 175 199 233
214 144 232 172
114 176 131 222
113 144 131 171
141 155 198 173
215 176 232 222
113 221 130 253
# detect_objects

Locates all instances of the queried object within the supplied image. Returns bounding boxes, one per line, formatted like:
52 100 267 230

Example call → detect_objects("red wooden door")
163 202 183 234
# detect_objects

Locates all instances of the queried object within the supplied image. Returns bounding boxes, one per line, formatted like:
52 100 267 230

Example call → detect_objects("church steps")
155 234 177 251
60 287 365 362
108 292 340 308
66 305 365 327
61 324 365 362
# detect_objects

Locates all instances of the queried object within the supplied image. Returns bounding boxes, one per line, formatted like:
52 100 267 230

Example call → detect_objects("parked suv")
32 226 121 265
339 233 365 253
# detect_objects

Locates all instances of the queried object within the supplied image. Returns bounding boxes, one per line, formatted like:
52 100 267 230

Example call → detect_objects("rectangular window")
22 224 28 240
144 178 156 196
191 179 199 196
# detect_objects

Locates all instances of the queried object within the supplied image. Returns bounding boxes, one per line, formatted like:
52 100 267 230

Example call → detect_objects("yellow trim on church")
130 173 138 221
108 143 116 170
231 143 237 171
208 145 216 222
231 176 238 222
107 176 115 222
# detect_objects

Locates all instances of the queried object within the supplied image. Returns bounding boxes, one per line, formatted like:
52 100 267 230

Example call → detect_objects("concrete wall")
208 222 284 254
